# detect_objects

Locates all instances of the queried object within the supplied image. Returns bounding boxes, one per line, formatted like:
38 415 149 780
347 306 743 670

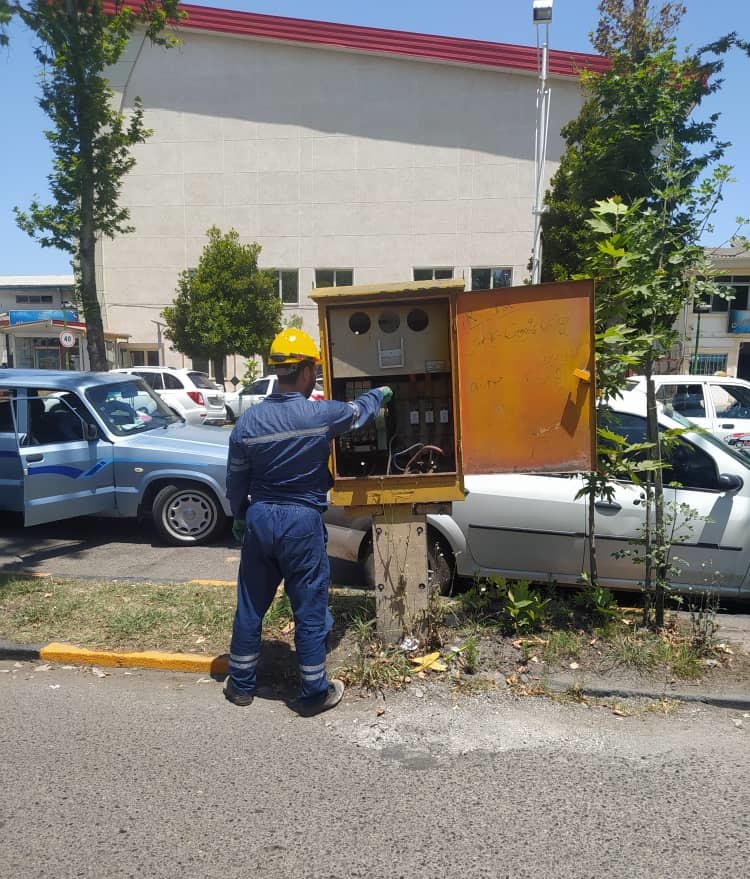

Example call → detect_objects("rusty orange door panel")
456 279 595 474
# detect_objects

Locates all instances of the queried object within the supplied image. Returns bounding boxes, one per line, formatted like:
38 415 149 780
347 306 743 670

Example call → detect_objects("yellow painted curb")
39 642 228 675
189 579 236 587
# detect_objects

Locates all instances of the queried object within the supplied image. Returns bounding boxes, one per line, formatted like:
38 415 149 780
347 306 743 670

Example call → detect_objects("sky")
1 0 748 276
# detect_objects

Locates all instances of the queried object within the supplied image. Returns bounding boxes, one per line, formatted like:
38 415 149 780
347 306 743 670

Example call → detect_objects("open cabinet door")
456 279 595 475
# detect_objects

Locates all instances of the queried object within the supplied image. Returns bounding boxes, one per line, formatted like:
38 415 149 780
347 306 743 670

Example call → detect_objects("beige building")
98 4 606 380
669 246 750 379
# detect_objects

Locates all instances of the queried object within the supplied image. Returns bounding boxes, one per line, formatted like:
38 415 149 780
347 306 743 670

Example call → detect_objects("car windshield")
86 380 180 435
663 406 750 469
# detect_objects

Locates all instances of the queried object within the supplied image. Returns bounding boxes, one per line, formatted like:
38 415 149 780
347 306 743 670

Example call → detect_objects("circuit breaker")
311 278 595 511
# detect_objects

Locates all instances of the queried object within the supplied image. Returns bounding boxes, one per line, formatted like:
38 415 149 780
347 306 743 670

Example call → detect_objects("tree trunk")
79 219 107 371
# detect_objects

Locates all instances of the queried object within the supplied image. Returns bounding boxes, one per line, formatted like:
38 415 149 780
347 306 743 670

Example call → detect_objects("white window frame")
413 267 454 281
314 269 354 288
471 267 513 290
270 269 299 305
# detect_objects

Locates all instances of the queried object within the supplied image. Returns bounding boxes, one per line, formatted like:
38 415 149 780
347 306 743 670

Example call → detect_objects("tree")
161 227 283 386
1 1 184 370
544 1 750 625
541 1 733 282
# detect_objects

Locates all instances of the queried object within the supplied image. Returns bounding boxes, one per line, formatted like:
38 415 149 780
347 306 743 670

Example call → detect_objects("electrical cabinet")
311 278 595 511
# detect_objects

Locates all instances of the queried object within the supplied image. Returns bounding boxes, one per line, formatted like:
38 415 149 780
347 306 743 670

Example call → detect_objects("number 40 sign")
59 330 76 349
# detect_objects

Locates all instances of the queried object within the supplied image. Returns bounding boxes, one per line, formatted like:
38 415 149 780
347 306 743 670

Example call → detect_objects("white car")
325 391 750 601
626 374 750 446
224 374 324 422
113 367 225 426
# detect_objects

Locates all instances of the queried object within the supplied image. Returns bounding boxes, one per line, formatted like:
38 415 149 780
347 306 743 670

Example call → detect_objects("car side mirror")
85 423 99 441
718 473 743 492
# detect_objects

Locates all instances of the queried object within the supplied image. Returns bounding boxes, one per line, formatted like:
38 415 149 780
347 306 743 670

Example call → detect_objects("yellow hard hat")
269 327 321 367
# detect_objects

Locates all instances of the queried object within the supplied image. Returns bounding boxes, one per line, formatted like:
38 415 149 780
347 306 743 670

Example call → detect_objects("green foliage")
4 1 184 370
504 581 550 633
573 584 620 626
161 226 282 385
457 576 507 617
542 26 734 281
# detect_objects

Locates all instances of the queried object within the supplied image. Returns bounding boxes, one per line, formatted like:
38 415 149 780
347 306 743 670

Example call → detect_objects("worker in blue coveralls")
224 327 392 716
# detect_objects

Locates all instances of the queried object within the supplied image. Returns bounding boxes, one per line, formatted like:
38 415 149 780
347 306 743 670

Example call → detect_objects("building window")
471 267 513 290
128 349 160 367
315 269 353 288
270 270 299 305
413 267 453 281
688 353 728 375
16 294 54 304
694 276 750 313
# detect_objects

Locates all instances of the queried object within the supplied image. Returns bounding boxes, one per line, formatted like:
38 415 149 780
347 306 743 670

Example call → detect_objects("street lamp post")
531 0 553 285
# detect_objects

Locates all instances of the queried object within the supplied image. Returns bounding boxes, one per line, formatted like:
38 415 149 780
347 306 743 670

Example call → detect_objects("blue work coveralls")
225 387 384 704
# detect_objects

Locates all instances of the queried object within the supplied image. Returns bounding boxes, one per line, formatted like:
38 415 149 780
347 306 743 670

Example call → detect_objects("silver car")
327 392 750 600
0 369 232 545
112 367 226 426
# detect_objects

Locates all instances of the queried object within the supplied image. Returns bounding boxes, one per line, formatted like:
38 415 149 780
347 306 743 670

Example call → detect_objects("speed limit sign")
59 330 76 348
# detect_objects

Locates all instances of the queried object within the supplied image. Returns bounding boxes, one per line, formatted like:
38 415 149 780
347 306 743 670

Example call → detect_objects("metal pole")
531 2 553 285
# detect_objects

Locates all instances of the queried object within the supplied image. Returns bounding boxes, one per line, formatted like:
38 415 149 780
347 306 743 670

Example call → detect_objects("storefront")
0 310 129 370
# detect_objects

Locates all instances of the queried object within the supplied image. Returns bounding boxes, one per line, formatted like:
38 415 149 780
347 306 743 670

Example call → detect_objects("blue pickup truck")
0 369 232 545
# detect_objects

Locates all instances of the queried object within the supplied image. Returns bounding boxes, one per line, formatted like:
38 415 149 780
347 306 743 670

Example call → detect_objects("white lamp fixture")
533 0 553 23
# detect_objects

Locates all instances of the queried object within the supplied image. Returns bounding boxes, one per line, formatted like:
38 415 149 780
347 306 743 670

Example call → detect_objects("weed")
461 636 479 674
264 591 293 630
684 592 721 655
504 581 550 633
602 629 668 674
574 585 622 626
458 577 505 617
543 629 586 664
669 643 703 680
336 642 411 690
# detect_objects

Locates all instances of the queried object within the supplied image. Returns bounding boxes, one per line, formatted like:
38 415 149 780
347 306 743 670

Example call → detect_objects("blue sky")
1 0 748 275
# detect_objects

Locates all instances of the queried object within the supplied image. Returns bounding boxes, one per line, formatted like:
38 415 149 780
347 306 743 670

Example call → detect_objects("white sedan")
224 374 324 422
324 392 750 601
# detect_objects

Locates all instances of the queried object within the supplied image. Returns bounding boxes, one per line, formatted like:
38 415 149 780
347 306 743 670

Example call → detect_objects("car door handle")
594 501 622 511
720 423 735 428
26 453 43 462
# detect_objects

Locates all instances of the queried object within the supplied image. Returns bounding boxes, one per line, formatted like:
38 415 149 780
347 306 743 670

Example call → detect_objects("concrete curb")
546 678 750 711
0 639 228 677
2 640 749 708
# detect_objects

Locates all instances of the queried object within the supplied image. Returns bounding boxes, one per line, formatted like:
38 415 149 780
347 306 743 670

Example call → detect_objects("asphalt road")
0 513 364 587
2 659 749 879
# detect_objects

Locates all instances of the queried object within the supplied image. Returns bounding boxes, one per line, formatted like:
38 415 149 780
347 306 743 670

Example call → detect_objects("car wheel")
152 481 226 545
225 405 235 424
359 528 454 596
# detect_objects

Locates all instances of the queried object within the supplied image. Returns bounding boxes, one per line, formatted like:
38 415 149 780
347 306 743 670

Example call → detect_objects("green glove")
378 386 393 404
232 518 245 542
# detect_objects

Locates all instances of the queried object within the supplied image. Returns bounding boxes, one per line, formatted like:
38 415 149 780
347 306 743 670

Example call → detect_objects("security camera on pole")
531 0 553 285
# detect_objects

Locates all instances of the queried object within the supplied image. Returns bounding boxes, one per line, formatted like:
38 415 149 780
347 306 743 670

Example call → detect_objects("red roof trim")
104 2 608 76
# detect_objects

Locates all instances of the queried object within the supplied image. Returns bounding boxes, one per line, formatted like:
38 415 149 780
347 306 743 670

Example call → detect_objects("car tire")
359 528 454 596
225 405 235 424
152 481 226 545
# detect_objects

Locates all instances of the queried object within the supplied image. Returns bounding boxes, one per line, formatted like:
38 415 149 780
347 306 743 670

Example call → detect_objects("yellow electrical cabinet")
311 278 595 510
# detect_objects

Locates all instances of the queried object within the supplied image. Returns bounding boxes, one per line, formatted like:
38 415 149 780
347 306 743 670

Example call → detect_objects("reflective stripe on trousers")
228 502 332 700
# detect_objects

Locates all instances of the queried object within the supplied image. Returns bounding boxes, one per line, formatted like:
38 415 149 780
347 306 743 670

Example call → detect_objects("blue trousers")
228 502 333 702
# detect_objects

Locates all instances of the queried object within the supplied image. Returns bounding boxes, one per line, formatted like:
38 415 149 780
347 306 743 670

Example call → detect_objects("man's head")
269 328 321 398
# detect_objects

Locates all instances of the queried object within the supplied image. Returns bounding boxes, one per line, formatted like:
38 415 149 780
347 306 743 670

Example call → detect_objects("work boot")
223 679 254 707
293 679 344 717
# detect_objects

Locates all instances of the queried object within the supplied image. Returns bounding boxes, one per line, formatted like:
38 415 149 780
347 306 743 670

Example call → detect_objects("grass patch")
0 574 236 654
